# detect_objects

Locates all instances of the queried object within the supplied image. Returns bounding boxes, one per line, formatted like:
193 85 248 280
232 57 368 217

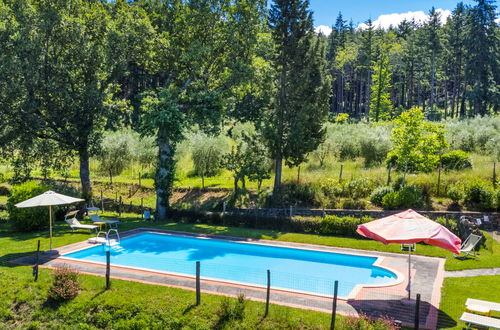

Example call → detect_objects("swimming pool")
63 232 399 297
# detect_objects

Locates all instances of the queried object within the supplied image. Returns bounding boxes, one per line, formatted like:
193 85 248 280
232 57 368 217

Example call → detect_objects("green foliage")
7 181 50 232
440 150 473 170
370 186 394 207
341 198 367 210
293 215 372 237
359 127 392 167
191 134 227 189
215 294 246 327
334 113 350 124
387 108 449 173
381 184 425 210
339 314 399 330
464 179 495 211
447 184 464 203
98 131 133 184
341 178 375 199
47 266 80 302
266 1 332 192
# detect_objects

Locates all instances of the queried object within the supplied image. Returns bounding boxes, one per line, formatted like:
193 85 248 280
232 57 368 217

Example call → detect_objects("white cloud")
357 9 452 30
315 25 332 36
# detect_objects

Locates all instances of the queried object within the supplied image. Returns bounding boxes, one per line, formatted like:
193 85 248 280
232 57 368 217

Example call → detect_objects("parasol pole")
408 245 411 300
49 205 53 250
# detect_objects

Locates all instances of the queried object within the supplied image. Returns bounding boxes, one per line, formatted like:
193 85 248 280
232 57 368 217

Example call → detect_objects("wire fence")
23 236 486 330
63 247 459 329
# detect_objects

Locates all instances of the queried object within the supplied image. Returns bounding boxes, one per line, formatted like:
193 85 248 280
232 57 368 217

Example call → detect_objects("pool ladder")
94 229 120 246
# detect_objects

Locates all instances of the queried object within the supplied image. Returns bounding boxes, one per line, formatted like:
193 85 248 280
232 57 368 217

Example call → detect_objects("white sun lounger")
89 214 120 228
466 298 500 313
456 234 482 258
460 312 500 329
65 211 98 233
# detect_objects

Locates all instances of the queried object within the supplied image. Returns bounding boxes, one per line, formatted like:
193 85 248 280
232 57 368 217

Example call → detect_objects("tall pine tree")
266 0 331 198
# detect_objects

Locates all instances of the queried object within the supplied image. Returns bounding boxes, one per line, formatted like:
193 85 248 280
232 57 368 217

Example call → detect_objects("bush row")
447 179 500 211
169 209 459 238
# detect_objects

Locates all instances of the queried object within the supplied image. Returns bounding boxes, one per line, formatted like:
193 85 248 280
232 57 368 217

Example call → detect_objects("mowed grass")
0 267 334 329
438 276 500 329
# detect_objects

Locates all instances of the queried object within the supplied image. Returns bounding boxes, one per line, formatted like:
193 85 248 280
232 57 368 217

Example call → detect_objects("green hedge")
7 181 50 232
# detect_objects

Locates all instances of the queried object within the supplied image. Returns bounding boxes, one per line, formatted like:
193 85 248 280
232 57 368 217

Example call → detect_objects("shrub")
341 198 367 210
435 217 459 236
47 266 80 302
293 215 372 237
342 178 375 199
440 150 473 171
370 186 393 207
381 185 424 210
464 180 495 211
339 314 399 330
447 184 464 203
7 181 50 231
215 294 246 327
282 182 326 207
359 128 391 167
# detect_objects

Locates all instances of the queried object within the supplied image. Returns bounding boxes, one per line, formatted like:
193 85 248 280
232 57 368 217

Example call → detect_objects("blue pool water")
64 232 398 296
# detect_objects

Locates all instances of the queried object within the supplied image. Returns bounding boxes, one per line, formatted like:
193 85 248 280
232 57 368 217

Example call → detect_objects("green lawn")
438 276 500 329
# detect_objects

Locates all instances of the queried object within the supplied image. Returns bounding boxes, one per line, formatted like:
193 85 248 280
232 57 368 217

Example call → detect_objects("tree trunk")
79 148 92 201
201 175 205 190
273 158 282 197
155 136 175 221
241 176 246 190
234 176 239 192
109 169 113 185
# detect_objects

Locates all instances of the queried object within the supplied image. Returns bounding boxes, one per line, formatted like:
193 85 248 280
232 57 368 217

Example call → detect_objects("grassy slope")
438 276 500 329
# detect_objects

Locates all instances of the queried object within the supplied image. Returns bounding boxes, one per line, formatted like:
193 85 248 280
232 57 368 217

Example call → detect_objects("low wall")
229 207 498 221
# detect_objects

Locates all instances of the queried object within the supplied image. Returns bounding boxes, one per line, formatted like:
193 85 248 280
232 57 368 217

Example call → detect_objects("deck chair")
460 312 500 329
456 234 482 258
88 214 120 229
65 211 98 233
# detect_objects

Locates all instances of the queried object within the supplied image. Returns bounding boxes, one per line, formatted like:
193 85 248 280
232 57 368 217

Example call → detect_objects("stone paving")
13 228 445 329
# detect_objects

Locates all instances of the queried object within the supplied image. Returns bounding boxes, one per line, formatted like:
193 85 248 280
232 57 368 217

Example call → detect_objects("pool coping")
12 227 445 329
57 228 405 300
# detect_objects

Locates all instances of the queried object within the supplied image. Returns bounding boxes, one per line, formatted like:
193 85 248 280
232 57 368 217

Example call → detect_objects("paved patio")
13 228 445 329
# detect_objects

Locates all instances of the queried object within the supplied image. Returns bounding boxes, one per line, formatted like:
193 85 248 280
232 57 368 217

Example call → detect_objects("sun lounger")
89 214 120 228
466 298 500 313
456 233 482 258
460 312 500 329
65 211 98 233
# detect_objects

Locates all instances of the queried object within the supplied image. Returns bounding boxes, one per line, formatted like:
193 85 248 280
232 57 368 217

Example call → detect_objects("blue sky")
309 0 477 27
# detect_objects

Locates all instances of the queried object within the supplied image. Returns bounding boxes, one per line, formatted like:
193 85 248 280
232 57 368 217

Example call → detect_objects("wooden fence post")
265 269 270 318
106 250 111 290
330 281 338 330
339 165 343 183
196 261 201 305
33 240 40 281
100 190 104 212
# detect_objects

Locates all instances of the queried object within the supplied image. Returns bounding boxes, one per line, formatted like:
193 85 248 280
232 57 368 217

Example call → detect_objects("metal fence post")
196 261 201 305
265 269 270 317
330 280 338 330
414 293 421 330
106 250 111 290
